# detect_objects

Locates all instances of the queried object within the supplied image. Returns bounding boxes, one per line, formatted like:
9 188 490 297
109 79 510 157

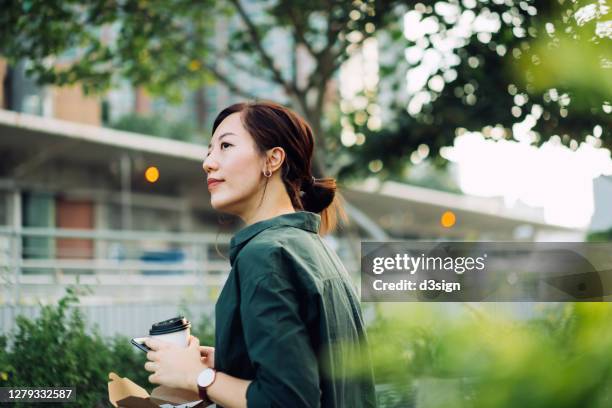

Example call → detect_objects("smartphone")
131 337 152 353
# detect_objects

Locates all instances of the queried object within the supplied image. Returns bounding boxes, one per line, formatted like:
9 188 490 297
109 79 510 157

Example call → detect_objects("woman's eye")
220 142 232 150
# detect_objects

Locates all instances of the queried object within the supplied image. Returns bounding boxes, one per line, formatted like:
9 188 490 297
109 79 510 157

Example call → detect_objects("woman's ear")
265 147 286 173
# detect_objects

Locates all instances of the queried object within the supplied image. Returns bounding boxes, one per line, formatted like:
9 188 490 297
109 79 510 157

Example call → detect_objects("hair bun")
301 177 336 214
301 176 315 189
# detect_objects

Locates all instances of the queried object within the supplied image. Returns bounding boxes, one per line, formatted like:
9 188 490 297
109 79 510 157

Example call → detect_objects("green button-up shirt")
214 211 377 408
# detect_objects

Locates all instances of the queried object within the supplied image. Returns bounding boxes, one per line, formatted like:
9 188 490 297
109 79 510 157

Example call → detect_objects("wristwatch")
196 368 217 401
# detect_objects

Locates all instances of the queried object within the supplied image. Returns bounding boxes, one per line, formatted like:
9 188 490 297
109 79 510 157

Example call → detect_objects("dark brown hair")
212 101 346 235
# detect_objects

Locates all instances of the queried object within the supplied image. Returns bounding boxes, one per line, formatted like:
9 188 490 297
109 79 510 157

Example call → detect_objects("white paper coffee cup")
148 316 191 348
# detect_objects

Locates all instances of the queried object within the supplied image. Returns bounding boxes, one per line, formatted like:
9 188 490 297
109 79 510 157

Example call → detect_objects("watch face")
197 368 215 387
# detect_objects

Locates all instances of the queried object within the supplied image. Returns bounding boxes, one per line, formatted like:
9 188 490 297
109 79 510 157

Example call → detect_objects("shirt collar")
229 211 320 265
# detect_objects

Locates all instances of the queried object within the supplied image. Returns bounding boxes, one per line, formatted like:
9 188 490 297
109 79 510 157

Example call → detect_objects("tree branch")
217 49 278 84
312 0 347 62
302 1 348 95
228 0 297 96
203 63 260 101
286 7 317 57
291 34 298 91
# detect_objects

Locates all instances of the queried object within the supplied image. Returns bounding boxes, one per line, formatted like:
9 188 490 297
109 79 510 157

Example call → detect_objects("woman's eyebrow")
208 132 236 149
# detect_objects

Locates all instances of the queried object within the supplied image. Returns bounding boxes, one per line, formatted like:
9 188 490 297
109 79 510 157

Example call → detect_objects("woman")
143 101 377 407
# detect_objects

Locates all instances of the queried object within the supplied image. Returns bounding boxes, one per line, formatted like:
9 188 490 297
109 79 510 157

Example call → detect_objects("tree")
3 1 608 183
0 0 401 177
336 0 611 181
0 0 215 98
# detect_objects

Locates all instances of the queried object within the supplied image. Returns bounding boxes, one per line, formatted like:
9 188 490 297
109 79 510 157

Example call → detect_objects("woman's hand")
199 343 215 369
144 335 208 391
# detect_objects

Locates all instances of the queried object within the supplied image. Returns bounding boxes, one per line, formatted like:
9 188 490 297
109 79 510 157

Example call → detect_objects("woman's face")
203 112 266 216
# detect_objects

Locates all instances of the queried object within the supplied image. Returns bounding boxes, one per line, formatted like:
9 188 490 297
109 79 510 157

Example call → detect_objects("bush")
0 286 219 407
367 303 612 408
0 334 14 384
0 287 156 406
8 286 612 407
587 227 612 242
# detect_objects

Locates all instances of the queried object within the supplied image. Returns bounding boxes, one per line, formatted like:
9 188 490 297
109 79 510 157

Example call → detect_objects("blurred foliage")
587 227 612 242
110 112 199 143
3 286 612 407
0 286 146 406
0 0 219 102
0 286 216 407
337 0 611 181
365 302 612 408
517 0 612 110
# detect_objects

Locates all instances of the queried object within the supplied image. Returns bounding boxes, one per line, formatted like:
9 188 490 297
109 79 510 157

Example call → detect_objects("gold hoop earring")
263 168 272 178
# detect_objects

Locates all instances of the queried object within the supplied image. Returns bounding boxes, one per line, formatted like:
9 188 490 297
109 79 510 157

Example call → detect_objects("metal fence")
0 225 361 337
0 226 237 307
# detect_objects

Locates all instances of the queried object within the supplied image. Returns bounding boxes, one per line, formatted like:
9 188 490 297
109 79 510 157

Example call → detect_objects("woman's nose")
203 155 218 174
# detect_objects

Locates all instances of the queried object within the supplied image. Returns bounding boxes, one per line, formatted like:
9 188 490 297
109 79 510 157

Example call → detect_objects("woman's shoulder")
234 227 316 282
233 228 285 264
243 224 316 253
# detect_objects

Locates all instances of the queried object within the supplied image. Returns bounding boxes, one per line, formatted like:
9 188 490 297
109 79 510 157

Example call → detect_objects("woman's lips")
207 180 224 190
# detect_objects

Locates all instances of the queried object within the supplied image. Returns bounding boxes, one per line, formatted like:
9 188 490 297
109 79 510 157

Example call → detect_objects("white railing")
0 226 234 307
0 225 362 338
0 226 361 305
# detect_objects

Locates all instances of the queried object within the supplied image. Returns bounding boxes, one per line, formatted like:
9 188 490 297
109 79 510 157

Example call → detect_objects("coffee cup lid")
149 316 191 335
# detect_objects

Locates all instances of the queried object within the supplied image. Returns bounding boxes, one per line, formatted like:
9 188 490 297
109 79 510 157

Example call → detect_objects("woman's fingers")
199 346 215 356
198 346 215 368
144 337 171 351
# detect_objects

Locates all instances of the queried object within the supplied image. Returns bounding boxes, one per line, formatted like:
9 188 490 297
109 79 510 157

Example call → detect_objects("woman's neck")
241 180 296 226
244 205 296 226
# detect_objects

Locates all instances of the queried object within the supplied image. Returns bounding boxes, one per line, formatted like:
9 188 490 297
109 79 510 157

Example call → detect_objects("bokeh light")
441 210 456 228
145 166 160 183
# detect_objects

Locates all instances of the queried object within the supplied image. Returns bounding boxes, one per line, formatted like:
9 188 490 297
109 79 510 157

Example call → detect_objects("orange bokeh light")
145 166 159 183
441 211 456 228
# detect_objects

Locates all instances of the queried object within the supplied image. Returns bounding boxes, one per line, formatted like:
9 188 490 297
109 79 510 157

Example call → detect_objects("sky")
445 131 612 228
